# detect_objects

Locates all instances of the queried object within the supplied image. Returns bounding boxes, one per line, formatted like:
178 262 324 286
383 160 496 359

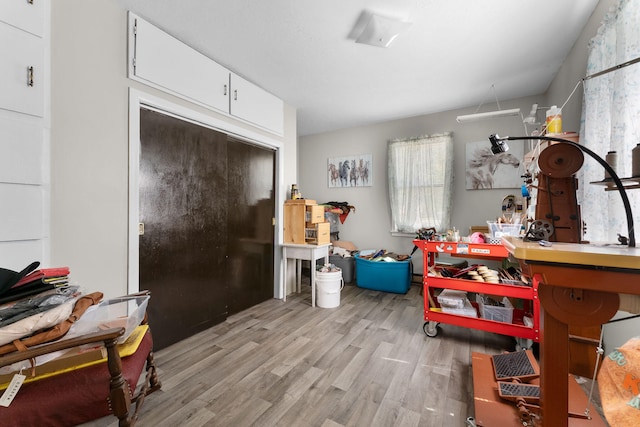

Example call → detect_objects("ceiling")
115 0 600 136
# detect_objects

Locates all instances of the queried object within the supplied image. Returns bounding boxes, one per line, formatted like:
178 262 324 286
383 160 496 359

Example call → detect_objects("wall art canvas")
328 154 372 188
465 140 523 190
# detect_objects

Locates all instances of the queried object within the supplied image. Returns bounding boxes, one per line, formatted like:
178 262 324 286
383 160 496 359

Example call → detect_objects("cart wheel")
423 321 439 337
515 337 533 351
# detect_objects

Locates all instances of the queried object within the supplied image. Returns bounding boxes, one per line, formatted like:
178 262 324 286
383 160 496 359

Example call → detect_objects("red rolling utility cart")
414 240 540 348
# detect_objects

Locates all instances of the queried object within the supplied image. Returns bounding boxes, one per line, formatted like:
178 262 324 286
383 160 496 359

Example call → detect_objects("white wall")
546 0 617 132
299 96 539 258
298 0 615 264
47 0 612 297
50 0 297 298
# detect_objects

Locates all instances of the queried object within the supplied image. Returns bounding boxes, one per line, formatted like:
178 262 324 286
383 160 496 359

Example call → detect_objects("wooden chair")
0 325 161 426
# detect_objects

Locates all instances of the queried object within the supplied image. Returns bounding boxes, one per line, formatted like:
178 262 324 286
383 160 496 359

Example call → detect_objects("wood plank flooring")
84 281 518 427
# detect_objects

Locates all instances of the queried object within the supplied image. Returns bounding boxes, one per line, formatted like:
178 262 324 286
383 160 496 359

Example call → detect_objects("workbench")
501 236 640 426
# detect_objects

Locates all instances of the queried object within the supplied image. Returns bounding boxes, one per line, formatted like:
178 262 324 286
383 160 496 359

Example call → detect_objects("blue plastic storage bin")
355 254 411 294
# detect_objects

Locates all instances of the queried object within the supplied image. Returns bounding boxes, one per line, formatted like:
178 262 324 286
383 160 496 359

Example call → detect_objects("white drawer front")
0 0 44 37
0 23 44 117
0 184 44 241
0 117 43 184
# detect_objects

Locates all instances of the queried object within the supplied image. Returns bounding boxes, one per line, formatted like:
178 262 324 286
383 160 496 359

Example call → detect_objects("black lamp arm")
490 134 635 248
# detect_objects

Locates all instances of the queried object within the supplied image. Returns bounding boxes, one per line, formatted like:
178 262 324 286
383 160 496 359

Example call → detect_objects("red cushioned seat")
0 329 158 427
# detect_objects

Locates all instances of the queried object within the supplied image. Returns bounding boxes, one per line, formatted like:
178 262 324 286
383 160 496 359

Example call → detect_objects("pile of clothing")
0 262 101 356
358 249 410 262
323 201 356 224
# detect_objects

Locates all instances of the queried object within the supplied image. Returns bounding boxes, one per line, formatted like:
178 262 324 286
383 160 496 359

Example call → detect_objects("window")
578 0 640 243
388 132 453 233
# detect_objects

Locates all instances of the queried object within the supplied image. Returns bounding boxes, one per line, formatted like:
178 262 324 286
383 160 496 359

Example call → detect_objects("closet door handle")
234 89 238 101
223 84 227 96
27 66 34 87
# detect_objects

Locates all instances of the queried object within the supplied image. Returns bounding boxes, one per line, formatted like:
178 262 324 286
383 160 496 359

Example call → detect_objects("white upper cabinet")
0 0 44 37
128 13 284 135
0 3 44 117
230 73 284 136
0 1 48 269
131 14 230 114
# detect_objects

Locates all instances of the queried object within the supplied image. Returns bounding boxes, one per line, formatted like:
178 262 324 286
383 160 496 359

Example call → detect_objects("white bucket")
316 269 344 308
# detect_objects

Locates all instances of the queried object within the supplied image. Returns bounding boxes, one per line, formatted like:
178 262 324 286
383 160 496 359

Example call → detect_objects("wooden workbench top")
501 236 640 270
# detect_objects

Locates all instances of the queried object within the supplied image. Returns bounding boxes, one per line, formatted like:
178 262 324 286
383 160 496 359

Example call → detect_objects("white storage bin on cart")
436 289 468 309
477 295 514 323
487 221 522 238
437 289 478 317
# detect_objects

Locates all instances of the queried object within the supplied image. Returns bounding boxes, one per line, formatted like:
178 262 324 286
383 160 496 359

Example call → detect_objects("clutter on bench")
0 262 160 427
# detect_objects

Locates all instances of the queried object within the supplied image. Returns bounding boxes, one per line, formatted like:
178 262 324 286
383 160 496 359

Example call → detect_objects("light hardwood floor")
85 281 517 427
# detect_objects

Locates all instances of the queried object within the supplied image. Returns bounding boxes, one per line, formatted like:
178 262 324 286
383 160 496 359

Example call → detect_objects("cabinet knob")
27 66 34 87
27 0 34 4
234 89 238 101
223 84 227 96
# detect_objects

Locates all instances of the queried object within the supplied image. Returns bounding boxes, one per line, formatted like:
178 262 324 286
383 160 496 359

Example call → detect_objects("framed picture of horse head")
465 140 523 190
328 154 372 188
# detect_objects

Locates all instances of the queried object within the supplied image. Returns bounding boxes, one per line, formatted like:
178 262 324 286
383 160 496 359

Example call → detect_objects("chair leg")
129 349 162 424
145 350 162 394
104 337 135 427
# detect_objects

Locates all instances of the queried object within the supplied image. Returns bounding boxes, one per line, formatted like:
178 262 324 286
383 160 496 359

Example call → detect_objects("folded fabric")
332 246 352 258
599 336 640 426
0 287 79 327
0 282 56 306
0 298 76 347
12 267 70 289
0 292 103 356
0 262 40 297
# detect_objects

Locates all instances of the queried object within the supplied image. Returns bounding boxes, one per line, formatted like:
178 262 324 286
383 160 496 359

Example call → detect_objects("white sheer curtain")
388 132 453 233
578 0 640 243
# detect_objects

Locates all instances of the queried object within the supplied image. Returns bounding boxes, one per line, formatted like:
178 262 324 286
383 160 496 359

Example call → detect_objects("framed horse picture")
328 154 372 188
465 140 523 189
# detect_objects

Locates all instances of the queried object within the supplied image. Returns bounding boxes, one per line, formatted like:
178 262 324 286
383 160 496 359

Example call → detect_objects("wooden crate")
284 203 306 244
284 199 326 244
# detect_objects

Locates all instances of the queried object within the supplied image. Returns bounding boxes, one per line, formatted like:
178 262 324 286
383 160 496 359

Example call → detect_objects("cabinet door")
0 23 44 116
0 241 44 271
230 73 284 135
130 13 230 113
0 184 43 241
0 0 44 37
0 117 43 184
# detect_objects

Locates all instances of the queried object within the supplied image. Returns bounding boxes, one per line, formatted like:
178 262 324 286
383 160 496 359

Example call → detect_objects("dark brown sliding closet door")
226 137 275 315
138 108 275 350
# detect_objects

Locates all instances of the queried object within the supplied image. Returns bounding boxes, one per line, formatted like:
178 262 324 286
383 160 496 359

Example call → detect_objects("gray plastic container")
317 254 355 283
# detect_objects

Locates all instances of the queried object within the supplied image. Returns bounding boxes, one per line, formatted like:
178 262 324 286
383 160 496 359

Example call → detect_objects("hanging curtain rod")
582 56 640 81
